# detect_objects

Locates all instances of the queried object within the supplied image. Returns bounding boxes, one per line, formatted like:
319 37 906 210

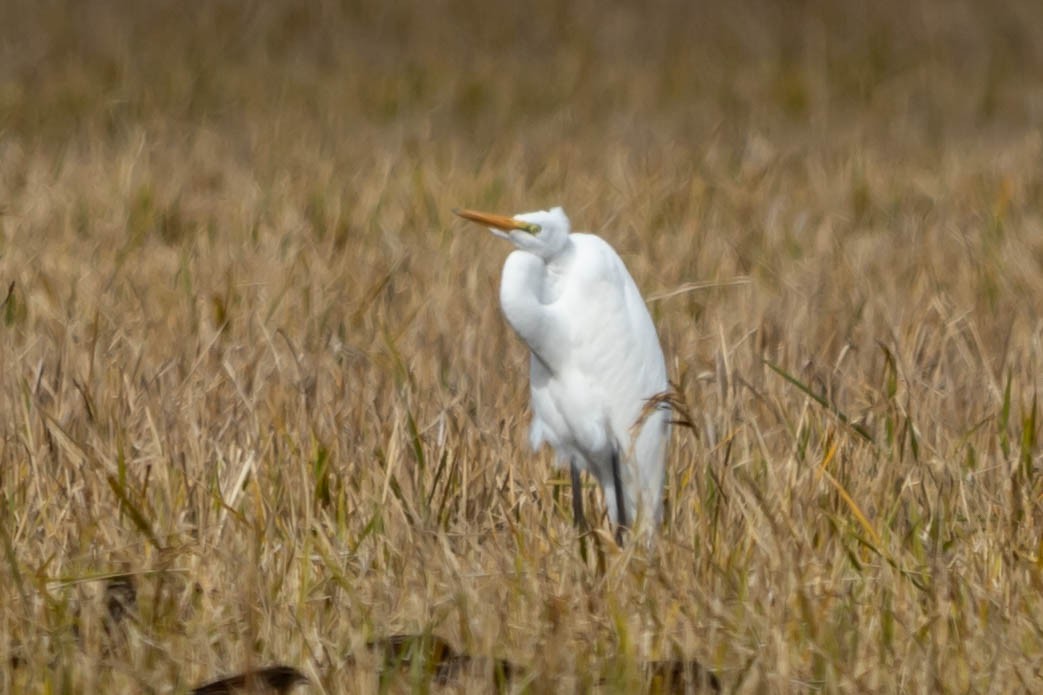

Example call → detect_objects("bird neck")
499 246 570 368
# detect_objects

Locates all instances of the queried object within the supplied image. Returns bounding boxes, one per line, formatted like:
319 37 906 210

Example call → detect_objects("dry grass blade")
647 276 753 302
816 437 882 547
0 504 29 609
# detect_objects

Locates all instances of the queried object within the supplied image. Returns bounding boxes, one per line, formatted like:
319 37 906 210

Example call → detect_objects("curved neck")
499 247 571 369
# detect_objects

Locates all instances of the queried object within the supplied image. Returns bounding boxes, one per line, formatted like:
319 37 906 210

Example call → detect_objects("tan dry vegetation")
2 0 1043 692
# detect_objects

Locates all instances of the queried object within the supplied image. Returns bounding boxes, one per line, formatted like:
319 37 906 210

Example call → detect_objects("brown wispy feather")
632 380 697 438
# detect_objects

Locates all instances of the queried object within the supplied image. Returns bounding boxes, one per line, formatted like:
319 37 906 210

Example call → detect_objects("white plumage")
455 206 669 540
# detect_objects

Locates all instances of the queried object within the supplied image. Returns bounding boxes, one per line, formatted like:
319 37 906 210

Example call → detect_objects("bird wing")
537 234 667 460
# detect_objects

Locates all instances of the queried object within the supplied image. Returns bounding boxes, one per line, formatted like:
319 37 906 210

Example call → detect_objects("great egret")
454 206 669 543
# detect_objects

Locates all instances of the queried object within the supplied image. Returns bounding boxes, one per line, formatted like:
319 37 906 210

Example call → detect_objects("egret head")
454 206 571 260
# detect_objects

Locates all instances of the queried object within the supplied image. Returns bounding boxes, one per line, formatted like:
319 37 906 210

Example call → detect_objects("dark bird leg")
571 461 591 563
570 460 587 531
610 444 627 546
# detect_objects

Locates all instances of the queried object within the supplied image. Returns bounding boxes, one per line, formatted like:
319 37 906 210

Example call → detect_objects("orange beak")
453 208 540 234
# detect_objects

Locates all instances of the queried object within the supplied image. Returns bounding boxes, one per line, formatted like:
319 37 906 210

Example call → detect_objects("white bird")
454 206 670 543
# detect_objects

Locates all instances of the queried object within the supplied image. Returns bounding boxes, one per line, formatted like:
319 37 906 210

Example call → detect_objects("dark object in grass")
350 633 518 687
645 658 722 693
104 574 137 629
351 633 718 692
190 665 308 694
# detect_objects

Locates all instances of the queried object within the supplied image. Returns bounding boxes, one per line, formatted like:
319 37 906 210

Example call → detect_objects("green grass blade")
764 359 874 443
106 474 162 551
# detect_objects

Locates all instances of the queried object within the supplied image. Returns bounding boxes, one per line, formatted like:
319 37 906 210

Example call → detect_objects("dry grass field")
3 0 1043 692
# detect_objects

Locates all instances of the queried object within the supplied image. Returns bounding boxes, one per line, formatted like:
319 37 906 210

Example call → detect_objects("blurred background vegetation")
5 0 1041 150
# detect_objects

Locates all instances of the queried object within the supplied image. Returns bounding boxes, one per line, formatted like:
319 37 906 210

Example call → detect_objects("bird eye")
521 223 541 234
